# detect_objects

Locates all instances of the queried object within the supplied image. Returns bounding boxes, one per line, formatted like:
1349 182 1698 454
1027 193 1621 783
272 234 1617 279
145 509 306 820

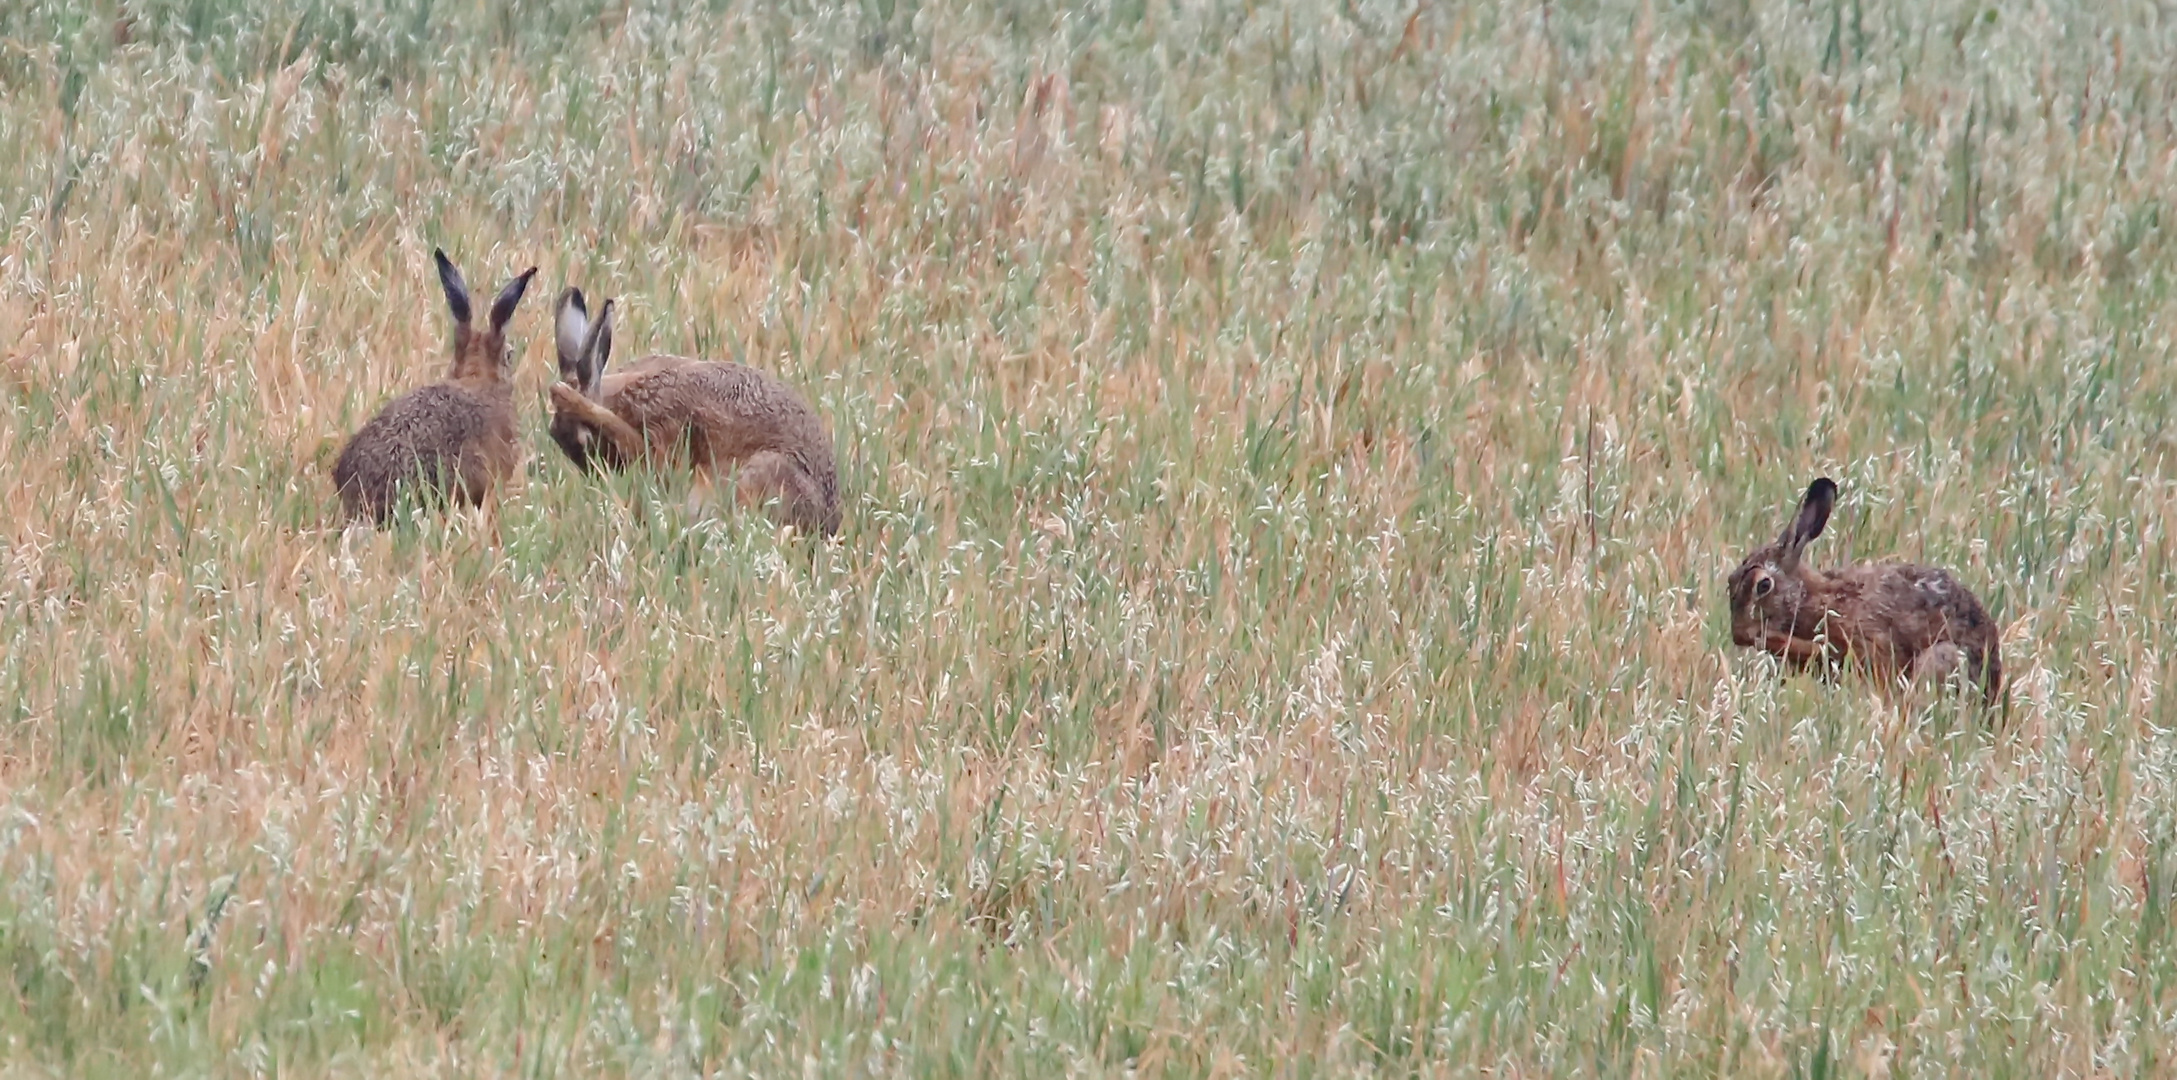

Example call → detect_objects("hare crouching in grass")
547 289 841 537
1726 478 2003 698
333 250 537 525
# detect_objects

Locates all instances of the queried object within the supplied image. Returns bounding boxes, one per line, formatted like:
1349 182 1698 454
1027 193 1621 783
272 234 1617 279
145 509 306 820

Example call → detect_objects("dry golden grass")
2 0 2177 1074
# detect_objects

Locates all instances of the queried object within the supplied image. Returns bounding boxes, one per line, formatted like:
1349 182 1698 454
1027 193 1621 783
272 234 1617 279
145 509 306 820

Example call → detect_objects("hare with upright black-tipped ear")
1727 478 2003 699
333 250 538 526
547 288 841 537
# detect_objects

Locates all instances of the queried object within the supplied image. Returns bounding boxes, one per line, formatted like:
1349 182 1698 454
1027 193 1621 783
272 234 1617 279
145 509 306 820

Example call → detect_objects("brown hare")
1727 478 2002 699
333 250 538 525
547 288 841 537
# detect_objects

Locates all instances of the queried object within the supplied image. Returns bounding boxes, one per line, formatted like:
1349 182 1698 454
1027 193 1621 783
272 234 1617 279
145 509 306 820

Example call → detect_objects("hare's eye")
1752 575 1774 599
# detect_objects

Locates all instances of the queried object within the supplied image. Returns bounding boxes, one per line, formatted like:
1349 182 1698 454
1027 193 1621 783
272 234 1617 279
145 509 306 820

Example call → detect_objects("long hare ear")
1777 477 1837 570
554 287 589 383
576 299 615 397
488 267 539 332
434 248 472 326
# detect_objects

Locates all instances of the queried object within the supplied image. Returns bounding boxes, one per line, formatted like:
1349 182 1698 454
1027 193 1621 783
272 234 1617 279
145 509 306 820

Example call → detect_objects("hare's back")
1856 562 1998 648
338 384 498 474
611 357 830 453
599 353 704 391
333 382 513 519
588 354 704 415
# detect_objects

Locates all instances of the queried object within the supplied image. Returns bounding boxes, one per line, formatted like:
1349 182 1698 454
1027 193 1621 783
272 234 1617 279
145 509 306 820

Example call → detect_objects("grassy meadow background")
1 0 2175 1072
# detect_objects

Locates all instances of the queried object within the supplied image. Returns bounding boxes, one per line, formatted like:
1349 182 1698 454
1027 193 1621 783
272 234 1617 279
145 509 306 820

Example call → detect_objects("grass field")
2 0 2176 1073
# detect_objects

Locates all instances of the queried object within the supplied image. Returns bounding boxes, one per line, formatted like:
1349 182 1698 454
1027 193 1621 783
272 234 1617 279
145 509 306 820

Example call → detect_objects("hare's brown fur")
333 252 536 525
1726 478 2002 697
549 292 840 536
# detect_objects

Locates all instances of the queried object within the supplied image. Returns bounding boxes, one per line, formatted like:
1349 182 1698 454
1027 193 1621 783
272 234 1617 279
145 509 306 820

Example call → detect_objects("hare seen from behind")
333 250 538 525
548 289 841 537
1726 478 2003 699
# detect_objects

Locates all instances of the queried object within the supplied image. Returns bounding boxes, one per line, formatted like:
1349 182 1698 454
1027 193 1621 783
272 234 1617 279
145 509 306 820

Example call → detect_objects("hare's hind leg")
734 451 829 535
1911 642 2000 705
1900 642 1999 721
733 450 797 519
1910 643 1965 686
448 456 502 541
338 481 385 528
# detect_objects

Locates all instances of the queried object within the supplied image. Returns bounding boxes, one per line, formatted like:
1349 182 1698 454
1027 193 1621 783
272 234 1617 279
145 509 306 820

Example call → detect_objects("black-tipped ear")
554 287 589 383
489 266 539 332
578 299 615 396
1777 477 1837 569
435 248 472 326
